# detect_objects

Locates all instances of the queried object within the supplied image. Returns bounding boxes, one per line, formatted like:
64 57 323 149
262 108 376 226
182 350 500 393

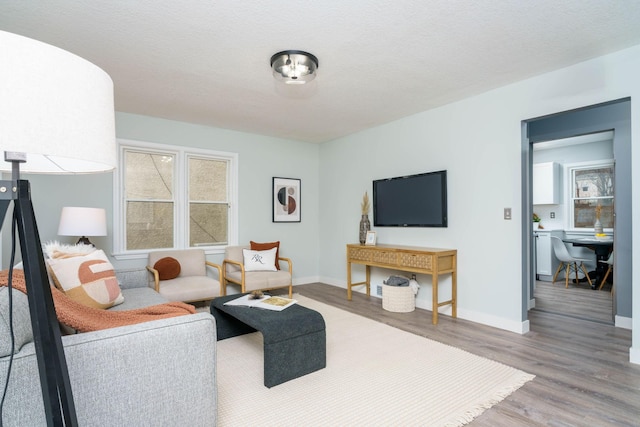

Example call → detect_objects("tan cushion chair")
147 249 223 303
223 245 293 298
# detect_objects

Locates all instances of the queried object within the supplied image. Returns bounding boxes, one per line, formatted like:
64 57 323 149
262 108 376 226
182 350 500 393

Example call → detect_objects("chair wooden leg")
579 263 592 287
598 266 612 291
552 262 564 284
565 264 571 288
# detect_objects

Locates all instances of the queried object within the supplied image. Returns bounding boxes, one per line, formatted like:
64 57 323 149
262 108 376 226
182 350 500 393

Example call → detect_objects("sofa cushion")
153 276 220 302
250 241 281 270
154 257 181 280
110 287 169 311
225 270 292 291
46 250 124 309
0 283 33 357
243 248 278 272
115 268 152 290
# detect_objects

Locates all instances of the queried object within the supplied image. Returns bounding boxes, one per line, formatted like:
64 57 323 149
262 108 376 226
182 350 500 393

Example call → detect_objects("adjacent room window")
568 161 614 230
115 139 237 256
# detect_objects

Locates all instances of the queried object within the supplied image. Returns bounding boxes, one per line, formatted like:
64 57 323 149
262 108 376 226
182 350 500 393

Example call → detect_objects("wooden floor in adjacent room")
533 279 613 324
285 283 640 426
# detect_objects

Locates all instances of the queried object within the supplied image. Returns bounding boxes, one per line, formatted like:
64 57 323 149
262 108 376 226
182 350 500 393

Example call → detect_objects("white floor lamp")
0 30 116 426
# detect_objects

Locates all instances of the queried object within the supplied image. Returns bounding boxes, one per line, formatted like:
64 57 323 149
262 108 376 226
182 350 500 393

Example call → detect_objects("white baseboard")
454 307 530 334
317 276 345 288
293 276 322 286
615 315 633 330
314 282 529 334
630 346 640 365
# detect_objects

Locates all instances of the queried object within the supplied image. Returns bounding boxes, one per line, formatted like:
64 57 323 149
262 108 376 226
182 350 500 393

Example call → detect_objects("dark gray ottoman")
211 294 326 387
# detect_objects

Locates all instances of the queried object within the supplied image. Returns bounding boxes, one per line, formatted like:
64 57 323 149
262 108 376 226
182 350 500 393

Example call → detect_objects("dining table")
562 237 613 289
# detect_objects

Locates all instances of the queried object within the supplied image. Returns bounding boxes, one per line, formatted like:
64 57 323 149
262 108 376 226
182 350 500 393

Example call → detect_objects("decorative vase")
359 214 370 244
594 218 603 235
533 222 540 230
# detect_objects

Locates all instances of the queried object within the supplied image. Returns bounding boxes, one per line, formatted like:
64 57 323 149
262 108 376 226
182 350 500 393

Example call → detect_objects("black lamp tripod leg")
11 180 78 426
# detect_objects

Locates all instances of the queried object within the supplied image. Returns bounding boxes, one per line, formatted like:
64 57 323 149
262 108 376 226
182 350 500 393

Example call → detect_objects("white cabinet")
533 162 560 205
535 230 562 280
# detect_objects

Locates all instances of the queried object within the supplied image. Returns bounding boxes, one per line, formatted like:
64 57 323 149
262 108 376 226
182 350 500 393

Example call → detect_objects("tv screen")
373 170 447 227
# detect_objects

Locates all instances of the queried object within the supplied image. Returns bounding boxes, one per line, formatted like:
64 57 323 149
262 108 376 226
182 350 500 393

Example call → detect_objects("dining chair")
598 251 614 293
550 237 593 288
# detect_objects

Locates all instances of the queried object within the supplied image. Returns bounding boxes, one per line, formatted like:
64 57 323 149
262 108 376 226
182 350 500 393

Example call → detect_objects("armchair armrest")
222 258 245 295
146 265 161 292
222 258 244 271
277 257 293 274
206 261 224 295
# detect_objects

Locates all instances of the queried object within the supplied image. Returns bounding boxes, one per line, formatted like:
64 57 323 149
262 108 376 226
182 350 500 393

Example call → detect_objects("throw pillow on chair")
154 257 181 280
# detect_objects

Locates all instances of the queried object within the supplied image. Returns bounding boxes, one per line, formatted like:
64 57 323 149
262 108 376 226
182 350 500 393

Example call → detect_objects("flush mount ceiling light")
270 50 319 85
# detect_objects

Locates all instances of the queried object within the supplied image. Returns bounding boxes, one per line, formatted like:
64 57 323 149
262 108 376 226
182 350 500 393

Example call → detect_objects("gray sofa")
0 268 217 427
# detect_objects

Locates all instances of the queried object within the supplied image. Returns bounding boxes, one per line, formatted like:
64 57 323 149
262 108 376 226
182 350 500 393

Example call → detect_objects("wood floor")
282 283 640 427
533 279 613 324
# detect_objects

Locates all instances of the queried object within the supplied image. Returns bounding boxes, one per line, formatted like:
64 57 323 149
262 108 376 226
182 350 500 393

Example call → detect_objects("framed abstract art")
273 177 301 222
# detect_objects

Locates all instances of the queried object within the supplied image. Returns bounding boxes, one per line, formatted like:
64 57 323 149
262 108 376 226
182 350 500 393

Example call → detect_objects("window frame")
564 159 614 232
113 138 238 260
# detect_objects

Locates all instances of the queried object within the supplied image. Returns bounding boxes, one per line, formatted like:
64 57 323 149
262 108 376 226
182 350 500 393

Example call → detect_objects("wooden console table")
346 244 457 325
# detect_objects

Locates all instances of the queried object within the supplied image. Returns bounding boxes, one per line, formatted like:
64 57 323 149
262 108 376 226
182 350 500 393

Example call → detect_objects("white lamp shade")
0 30 116 174
58 207 107 237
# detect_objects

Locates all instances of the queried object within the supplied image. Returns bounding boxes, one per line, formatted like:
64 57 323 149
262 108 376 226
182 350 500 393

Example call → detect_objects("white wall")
319 44 640 363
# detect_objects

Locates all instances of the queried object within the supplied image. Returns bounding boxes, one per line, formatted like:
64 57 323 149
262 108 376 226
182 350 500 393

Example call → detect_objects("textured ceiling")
2 1 640 143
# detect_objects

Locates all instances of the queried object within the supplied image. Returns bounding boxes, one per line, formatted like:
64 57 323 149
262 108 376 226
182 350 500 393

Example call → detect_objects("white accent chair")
147 249 223 303
223 245 293 298
551 237 593 288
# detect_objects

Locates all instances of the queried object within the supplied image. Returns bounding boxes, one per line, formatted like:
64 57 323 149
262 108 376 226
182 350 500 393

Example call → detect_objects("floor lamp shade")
0 30 116 174
0 30 116 425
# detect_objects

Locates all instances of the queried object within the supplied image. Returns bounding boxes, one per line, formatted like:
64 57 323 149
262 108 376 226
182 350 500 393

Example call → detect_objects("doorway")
521 98 631 329
531 132 614 323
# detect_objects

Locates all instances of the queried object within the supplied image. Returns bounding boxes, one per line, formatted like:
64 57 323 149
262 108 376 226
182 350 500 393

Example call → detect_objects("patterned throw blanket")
1 269 195 333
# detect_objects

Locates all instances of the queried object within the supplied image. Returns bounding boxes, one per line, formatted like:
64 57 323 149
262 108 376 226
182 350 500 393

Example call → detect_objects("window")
114 139 237 256
568 161 614 230
188 156 229 247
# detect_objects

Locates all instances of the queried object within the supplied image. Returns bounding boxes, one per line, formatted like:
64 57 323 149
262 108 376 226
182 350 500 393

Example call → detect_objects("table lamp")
58 207 108 246
0 30 116 426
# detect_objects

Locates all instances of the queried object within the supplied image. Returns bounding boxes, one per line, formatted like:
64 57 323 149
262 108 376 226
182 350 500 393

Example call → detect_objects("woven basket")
382 284 415 313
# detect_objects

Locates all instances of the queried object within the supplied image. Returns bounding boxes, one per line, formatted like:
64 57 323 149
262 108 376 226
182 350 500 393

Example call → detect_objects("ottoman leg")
210 305 257 340
263 329 326 388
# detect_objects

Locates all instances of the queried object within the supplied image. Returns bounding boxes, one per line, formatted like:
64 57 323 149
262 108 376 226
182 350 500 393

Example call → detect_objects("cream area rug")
216 295 534 427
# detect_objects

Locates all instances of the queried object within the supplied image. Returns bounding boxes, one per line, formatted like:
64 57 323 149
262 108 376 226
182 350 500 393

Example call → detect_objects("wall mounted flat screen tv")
373 170 447 227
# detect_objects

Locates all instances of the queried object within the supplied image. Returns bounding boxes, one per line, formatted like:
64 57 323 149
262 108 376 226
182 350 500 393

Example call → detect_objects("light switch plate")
504 208 512 220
